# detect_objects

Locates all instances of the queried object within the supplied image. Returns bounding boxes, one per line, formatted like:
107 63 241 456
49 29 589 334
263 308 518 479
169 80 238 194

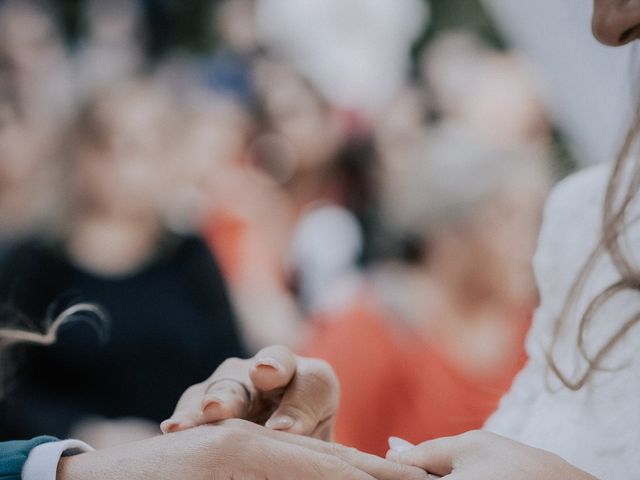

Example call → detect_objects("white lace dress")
485 163 640 480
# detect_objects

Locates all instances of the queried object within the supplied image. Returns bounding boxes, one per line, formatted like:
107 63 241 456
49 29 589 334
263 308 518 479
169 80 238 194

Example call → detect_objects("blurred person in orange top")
303 126 551 457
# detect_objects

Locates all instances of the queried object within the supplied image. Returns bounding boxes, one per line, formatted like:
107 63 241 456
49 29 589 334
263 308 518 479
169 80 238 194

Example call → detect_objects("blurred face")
0 7 59 67
75 91 169 217
592 0 640 45
257 62 342 174
174 105 249 203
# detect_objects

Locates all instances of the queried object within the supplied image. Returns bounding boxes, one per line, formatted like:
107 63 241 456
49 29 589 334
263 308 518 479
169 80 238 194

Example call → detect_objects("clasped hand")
59 346 596 479
158 345 598 480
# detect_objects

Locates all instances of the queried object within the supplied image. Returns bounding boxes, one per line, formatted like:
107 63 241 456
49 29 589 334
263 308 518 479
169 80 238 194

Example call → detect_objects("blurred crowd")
0 0 556 457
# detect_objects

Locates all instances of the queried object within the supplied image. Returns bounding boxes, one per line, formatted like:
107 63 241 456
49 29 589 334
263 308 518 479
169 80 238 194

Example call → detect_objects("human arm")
387 430 598 480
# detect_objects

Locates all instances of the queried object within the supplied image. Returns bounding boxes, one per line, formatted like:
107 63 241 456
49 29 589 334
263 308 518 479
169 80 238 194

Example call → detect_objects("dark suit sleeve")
0 436 59 479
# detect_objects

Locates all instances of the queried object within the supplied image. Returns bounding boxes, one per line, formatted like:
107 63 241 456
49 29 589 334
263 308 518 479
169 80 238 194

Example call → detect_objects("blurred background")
0 0 633 457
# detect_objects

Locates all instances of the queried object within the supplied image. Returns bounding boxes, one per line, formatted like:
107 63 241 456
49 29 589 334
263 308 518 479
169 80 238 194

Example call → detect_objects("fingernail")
160 420 181 434
388 436 415 453
255 357 283 371
266 415 295 430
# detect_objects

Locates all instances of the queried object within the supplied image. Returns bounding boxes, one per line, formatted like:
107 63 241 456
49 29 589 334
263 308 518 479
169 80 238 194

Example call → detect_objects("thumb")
265 359 339 436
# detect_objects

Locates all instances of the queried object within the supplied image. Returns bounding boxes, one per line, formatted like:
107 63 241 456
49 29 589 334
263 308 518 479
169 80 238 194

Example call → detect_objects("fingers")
162 347 339 437
249 345 298 392
161 357 255 433
386 435 465 477
200 379 251 422
280 442 377 480
220 420 429 480
265 358 339 436
316 440 430 480
161 383 207 433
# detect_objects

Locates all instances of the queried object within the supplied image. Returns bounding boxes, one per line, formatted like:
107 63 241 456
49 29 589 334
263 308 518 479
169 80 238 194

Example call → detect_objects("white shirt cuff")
22 439 94 480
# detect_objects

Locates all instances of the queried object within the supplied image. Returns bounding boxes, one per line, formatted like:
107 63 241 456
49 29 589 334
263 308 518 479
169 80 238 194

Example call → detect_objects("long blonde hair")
547 104 640 390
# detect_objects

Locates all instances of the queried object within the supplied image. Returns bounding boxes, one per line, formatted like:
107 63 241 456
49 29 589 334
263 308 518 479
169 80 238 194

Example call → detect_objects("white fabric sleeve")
22 439 94 480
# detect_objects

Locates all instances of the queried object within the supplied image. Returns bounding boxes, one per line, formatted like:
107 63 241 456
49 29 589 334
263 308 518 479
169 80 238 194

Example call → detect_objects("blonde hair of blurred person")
381 127 550 339
303 125 550 455
74 0 145 100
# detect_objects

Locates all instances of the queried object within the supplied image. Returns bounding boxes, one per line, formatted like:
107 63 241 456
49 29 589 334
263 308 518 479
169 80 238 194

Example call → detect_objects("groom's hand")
161 345 339 440
61 420 430 480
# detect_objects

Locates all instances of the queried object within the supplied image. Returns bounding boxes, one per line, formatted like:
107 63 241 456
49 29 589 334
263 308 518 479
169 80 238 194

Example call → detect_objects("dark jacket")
0 436 58 479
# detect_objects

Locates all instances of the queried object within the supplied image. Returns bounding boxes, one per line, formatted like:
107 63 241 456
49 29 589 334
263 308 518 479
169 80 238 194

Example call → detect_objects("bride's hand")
161 345 339 440
387 430 599 480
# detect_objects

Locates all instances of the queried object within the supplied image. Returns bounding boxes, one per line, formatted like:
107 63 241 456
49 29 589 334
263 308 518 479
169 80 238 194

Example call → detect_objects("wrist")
56 455 82 480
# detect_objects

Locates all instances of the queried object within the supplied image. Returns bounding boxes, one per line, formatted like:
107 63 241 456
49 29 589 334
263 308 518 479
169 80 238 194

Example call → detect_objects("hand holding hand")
387 430 598 480
161 345 339 440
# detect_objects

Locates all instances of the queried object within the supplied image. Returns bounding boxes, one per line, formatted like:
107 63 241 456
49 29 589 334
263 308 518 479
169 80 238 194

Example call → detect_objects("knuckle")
397 464 430 480
210 423 253 451
328 441 349 458
316 455 353 478
178 383 204 403
217 418 250 430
